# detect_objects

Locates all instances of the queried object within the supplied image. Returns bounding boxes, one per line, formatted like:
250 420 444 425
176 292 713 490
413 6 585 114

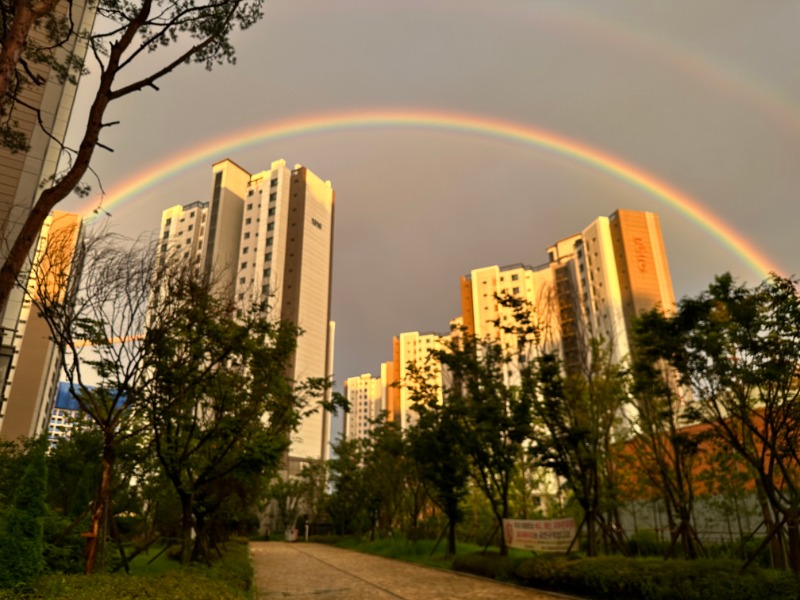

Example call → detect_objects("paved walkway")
250 542 575 600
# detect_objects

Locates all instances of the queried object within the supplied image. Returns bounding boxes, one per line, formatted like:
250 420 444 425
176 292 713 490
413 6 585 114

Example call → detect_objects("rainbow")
81 108 781 278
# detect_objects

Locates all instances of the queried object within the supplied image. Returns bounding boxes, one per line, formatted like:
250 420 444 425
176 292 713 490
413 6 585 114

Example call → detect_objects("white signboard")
503 518 577 552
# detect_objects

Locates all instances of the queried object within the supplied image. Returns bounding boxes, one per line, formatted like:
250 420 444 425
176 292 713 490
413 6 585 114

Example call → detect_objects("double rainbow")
82 108 781 278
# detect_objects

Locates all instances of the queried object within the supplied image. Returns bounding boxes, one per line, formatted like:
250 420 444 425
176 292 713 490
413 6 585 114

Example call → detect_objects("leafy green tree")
327 435 369 536
46 426 103 521
696 444 758 548
142 264 303 565
657 274 800 572
262 461 327 539
0 437 47 588
299 461 329 531
0 438 28 507
264 477 307 538
406 363 470 557
531 345 628 556
25 230 153 574
360 417 407 539
427 329 534 556
509 452 550 520
629 309 706 559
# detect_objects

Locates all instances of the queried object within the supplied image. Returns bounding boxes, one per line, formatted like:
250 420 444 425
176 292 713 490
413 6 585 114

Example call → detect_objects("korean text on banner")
503 518 577 552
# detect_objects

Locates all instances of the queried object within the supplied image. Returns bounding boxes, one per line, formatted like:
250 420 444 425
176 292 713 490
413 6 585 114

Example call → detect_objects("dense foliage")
324 274 800 578
454 554 800 600
0 439 48 588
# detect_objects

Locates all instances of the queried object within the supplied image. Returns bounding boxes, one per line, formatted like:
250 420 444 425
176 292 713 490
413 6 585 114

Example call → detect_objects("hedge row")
453 554 800 600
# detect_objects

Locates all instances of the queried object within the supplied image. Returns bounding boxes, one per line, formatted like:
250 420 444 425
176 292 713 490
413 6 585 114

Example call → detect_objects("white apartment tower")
460 263 562 357
158 158 335 463
390 330 445 430
344 373 384 440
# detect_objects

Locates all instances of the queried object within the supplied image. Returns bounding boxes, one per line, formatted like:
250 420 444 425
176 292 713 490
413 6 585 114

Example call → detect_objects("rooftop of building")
463 261 550 280
183 200 207 210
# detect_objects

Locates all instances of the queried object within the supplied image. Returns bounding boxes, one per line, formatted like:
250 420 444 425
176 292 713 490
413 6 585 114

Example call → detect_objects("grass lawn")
126 544 178 577
0 539 254 600
328 536 530 569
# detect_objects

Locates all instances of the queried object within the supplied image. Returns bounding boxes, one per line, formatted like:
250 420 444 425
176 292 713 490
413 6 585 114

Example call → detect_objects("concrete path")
250 542 575 600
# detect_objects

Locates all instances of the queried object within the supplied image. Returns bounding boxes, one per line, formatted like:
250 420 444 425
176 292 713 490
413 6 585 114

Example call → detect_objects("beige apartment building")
460 263 562 357
158 159 335 463
0 212 82 439
459 209 674 369
345 208 675 433
390 330 445 430
548 209 675 368
0 0 96 418
343 373 385 441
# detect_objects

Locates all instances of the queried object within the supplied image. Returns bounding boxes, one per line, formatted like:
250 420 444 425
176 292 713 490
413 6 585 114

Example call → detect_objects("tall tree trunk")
447 517 457 558
192 511 210 565
755 479 786 570
497 512 508 556
85 441 114 574
586 509 596 557
786 516 800 574
179 491 194 566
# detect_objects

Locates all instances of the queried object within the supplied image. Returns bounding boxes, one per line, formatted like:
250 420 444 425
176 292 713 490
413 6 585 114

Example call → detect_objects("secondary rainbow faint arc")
84 109 780 278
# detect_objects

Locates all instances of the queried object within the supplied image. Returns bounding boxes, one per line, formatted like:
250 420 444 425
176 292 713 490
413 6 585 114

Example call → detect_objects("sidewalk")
251 542 576 599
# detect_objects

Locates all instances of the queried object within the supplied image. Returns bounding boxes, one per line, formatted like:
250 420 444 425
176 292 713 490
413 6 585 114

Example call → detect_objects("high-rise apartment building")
547 209 675 367
460 263 562 355
382 359 400 425
346 208 674 433
459 209 674 369
392 331 442 430
0 0 96 406
48 381 85 449
343 373 384 441
379 317 464 430
158 158 335 463
0 211 82 439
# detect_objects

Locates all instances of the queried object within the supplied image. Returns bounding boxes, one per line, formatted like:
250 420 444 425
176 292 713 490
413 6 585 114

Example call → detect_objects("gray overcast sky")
61 0 800 387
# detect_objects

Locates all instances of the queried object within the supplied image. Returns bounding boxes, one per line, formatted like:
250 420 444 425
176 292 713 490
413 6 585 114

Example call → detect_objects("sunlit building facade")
390 330 445 430
343 373 384 441
343 208 675 433
0 212 82 440
548 209 675 368
0 0 96 415
460 263 562 356
157 159 335 463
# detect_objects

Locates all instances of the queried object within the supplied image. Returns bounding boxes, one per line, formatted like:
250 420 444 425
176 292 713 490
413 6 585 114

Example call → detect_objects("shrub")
454 552 800 600
206 539 253 594
41 509 85 575
0 440 48 589
626 529 668 557
451 552 522 581
512 556 800 600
